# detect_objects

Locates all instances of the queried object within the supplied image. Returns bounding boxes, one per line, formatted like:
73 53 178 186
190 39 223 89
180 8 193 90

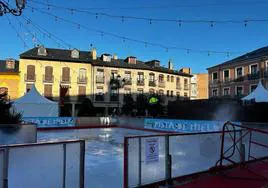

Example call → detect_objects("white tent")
12 85 59 117
242 81 268 102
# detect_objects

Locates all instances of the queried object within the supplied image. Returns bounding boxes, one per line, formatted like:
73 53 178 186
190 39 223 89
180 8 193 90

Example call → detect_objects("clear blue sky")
1 0 268 73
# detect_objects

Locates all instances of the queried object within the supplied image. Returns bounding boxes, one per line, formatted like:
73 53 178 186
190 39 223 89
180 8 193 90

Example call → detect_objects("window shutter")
62 67 70 82
27 65 35 80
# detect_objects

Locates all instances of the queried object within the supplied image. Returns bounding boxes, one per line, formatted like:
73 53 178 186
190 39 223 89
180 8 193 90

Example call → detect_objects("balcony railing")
234 76 244 82
24 74 36 82
96 76 105 84
137 79 145 86
95 94 104 101
43 75 54 83
210 79 219 85
60 76 71 84
158 81 165 88
184 85 189 90
223 77 231 83
77 77 88 84
149 80 156 87
110 95 119 101
248 72 260 80
124 78 132 85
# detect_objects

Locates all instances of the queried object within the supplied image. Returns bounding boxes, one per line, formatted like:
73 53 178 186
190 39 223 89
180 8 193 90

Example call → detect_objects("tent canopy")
12 85 59 117
242 81 268 102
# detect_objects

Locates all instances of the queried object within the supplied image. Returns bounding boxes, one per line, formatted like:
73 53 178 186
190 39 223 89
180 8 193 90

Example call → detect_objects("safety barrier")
0 140 85 188
123 130 243 188
218 122 268 167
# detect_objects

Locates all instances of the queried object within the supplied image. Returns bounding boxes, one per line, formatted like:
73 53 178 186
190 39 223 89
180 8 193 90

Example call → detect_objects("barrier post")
165 135 172 186
63 143 66 188
79 141 85 188
123 137 128 188
3 148 9 188
239 130 245 163
138 137 142 186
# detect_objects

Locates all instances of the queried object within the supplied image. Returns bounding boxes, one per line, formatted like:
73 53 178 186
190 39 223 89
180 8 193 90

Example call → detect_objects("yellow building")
190 73 208 100
18 46 192 116
0 59 20 100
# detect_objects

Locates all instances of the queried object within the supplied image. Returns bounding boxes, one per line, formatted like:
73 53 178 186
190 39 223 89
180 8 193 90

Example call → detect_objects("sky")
1 0 268 73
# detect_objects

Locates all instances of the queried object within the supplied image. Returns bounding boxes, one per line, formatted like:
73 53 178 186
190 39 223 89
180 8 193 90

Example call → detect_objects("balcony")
24 74 36 82
123 78 132 85
96 76 105 84
60 76 71 84
95 94 104 101
184 85 189 90
43 75 54 83
248 72 260 80
137 79 145 86
149 80 156 87
223 77 231 83
110 95 119 101
77 77 88 84
234 76 244 82
210 79 219 85
158 81 165 88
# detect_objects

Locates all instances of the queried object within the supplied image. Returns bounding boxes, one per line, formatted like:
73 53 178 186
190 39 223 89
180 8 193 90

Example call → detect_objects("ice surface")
38 128 156 188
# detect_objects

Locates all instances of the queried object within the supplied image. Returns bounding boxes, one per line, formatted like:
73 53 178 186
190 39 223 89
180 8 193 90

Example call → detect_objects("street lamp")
110 73 125 115
0 0 26 16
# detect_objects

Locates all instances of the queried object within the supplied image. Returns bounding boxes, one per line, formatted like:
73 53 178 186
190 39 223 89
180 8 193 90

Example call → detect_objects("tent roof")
13 85 57 104
242 81 268 102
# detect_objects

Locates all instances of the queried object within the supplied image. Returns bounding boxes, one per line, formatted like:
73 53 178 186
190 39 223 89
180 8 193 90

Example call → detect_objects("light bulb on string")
55 16 58 22
149 19 152 24
77 24 80 29
121 16 124 23
32 8 34 12
177 20 182 27
244 20 248 27
210 21 214 27
96 13 98 19
186 49 190 54
208 51 211 56
70 9 74 15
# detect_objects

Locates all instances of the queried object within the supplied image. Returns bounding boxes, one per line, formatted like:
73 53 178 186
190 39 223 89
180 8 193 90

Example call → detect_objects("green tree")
0 93 22 124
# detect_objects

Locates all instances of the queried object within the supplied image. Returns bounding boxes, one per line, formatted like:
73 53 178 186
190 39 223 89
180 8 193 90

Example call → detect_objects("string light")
27 0 268 27
25 7 243 56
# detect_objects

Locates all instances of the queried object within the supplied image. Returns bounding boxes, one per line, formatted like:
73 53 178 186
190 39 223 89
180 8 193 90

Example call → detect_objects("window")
96 69 104 83
176 77 181 89
78 86 86 97
95 86 104 101
171 76 174 82
250 64 258 74
212 72 218 80
159 74 164 82
167 75 170 82
0 87 8 100
149 88 155 94
223 70 230 81
37 46 47 56
26 65 35 81
110 88 119 101
44 85 52 98
212 89 218 97
125 71 131 79
266 61 268 71
171 91 173 97
184 78 188 90
137 89 143 95
184 92 188 97
78 68 87 83
26 84 33 93
250 85 257 93
62 67 70 82
167 90 170 97
236 86 243 96
124 88 131 95
149 73 155 81
111 70 118 78
223 88 230 96
176 92 180 97
159 89 164 95
137 72 144 81
44 66 53 82
235 67 243 78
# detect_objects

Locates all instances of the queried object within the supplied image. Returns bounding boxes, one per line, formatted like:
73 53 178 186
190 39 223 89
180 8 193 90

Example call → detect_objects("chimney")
168 59 173 70
6 58 15 69
113 54 118 60
180 68 191 74
126 56 137 64
91 48 97 60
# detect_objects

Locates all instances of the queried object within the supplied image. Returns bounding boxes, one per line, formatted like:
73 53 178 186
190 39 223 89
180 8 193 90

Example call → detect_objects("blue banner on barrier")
23 117 76 127
144 118 240 133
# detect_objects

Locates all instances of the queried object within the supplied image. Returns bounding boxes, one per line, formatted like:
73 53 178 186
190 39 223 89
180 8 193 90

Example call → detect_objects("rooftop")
207 46 268 70
20 47 192 77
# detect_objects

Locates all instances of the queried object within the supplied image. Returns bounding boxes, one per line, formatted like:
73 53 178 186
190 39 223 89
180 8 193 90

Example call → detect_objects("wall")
0 74 20 100
19 59 92 100
196 73 208 99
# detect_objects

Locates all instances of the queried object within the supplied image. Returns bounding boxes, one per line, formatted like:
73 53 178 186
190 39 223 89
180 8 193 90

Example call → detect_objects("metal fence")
124 122 268 188
0 140 85 188
124 130 243 188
